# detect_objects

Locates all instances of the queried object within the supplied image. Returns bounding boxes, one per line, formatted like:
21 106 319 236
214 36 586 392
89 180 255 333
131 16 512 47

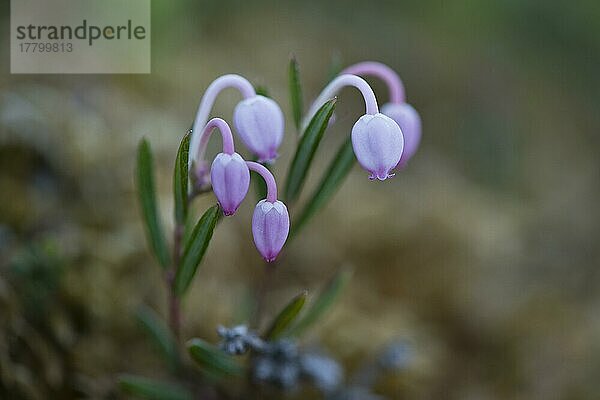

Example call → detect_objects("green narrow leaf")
135 306 179 371
136 139 170 269
265 290 308 340
284 98 337 202
174 205 220 296
173 132 190 226
182 207 195 249
292 137 355 235
187 338 244 377
289 268 352 337
288 56 303 131
118 374 192 400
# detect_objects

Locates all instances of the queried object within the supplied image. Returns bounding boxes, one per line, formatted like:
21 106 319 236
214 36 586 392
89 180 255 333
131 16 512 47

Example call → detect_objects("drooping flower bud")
245 161 289 262
210 152 250 216
234 95 285 163
252 200 290 263
381 102 421 168
189 74 256 170
341 61 422 169
351 113 404 181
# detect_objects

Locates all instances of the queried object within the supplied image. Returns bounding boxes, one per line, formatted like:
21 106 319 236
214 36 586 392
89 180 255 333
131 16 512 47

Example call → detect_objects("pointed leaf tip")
289 268 352 336
173 132 191 226
265 290 308 340
288 57 304 132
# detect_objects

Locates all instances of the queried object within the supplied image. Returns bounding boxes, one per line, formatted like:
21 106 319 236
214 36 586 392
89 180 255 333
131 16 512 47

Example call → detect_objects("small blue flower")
217 325 263 355
252 339 301 389
378 341 412 370
300 352 343 393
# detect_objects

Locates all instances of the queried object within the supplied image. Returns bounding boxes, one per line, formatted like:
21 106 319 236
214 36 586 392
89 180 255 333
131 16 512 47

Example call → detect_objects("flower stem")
189 74 256 167
342 61 406 103
246 161 278 203
302 74 379 131
196 117 236 163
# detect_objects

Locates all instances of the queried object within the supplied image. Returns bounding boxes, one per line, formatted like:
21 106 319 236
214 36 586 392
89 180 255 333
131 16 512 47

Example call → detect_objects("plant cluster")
121 59 421 399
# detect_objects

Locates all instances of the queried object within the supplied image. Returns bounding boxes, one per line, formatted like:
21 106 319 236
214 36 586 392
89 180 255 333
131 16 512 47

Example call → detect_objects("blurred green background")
1 0 600 399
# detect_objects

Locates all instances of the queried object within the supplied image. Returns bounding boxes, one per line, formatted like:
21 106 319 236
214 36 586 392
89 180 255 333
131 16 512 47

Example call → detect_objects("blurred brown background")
1 0 600 399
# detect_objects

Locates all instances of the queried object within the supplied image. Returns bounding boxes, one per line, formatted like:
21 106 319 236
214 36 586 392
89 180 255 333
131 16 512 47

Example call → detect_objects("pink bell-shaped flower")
303 74 404 181
251 200 290 263
342 61 421 169
211 152 250 216
351 113 404 181
194 118 250 216
381 102 421 168
245 161 289 262
234 95 284 163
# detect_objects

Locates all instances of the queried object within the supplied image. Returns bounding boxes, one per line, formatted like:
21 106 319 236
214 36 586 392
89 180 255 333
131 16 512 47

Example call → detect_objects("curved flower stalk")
303 74 404 181
246 161 290 262
342 61 421 168
197 118 250 216
190 74 285 185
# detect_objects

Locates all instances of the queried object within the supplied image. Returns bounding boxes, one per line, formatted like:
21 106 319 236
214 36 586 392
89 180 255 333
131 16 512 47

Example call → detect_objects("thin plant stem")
301 74 379 131
196 117 237 162
246 161 278 203
189 74 255 166
342 61 406 103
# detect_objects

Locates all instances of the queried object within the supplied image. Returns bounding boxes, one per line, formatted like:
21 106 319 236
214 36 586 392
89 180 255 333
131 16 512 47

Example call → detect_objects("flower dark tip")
219 202 237 216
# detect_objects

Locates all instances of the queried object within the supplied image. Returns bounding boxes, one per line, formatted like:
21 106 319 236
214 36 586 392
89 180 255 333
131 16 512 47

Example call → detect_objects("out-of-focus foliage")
1 0 600 399
136 139 171 269
265 290 307 340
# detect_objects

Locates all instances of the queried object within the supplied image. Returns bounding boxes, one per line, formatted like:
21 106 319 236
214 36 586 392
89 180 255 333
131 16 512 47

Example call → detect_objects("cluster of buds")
188 62 420 261
189 74 289 263
303 61 421 180
342 62 421 170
